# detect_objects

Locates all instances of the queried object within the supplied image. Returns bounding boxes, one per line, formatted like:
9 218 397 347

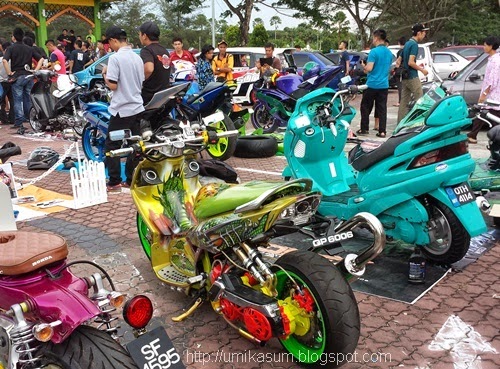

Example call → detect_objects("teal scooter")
283 83 488 264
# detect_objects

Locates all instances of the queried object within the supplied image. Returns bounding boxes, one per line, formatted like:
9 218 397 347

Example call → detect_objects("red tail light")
409 141 468 168
123 295 153 329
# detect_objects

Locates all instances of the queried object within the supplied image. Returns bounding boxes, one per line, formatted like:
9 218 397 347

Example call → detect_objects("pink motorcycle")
0 230 153 369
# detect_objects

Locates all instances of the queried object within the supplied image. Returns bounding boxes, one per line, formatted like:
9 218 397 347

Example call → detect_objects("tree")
220 0 258 46
270 15 282 40
250 23 269 46
253 17 264 27
225 25 242 46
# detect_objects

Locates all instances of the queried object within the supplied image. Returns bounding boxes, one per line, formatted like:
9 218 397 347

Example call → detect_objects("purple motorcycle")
0 230 153 368
251 65 344 133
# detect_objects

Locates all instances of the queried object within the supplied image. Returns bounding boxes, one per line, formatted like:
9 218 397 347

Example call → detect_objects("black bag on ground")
197 159 239 183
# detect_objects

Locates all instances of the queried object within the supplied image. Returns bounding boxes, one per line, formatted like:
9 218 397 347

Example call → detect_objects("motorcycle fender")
428 188 487 237
202 111 225 125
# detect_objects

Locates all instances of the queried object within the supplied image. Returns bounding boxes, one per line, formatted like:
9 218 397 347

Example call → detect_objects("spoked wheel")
38 326 137 369
205 113 237 161
137 212 152 260
29 107 43 132
423 200 470 264
251 102 280 133
274 251 360 368
81 123 106 162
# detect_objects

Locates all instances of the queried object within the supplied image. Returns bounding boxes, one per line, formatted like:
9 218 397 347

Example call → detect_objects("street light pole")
211 0 216 46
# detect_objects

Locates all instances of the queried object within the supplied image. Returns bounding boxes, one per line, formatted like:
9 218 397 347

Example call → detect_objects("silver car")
441 52 487 106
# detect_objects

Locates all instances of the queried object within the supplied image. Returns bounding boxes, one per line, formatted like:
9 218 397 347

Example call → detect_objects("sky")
202 0 303 32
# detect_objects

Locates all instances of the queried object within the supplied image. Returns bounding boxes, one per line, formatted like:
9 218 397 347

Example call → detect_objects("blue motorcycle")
283 83 488 264
80 81 239 162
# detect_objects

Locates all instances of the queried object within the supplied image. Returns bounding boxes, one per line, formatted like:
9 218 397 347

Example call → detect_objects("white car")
388 42 435 83
432 51 470 80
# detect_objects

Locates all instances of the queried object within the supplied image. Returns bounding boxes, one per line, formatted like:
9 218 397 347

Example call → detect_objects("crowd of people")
1 21 499 191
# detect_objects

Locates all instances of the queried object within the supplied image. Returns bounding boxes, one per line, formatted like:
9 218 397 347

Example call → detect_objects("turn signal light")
109 292 127 308
123 295 153 329
33 323 54 342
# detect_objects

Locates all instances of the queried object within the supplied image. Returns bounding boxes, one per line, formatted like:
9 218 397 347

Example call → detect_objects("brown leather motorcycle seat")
0 231 68 276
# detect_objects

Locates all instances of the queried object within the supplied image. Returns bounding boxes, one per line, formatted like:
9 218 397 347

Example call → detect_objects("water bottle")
408 247 426 284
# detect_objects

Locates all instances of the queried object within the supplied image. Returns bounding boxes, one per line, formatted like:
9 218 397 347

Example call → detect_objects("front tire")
422 200 470 264
38 326 137 369
82 123 106 162
29 107 43 132
251 102 280 133
274 251 360 368
205 113 237 161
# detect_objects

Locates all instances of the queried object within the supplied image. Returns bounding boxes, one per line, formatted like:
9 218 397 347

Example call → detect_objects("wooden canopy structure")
0 0 121 46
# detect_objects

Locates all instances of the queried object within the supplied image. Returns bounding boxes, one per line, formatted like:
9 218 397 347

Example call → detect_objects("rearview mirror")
109 129 131 141
468 73 481 82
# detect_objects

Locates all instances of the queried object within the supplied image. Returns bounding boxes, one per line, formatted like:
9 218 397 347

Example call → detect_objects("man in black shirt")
66 30 76 52
25 31 48 59
138 21 171 105
69 40 90 73
2 28 44 129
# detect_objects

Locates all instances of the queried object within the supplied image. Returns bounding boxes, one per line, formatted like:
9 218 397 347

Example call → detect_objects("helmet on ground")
27 147 59 170
302 61 320 80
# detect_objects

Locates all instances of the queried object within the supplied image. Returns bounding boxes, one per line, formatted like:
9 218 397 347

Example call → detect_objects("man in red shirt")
45 40 67 75
169 37 195 64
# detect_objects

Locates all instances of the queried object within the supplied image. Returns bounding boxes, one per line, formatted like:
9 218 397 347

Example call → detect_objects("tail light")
123 295 153 329
409 141 468 168
33 320 62 342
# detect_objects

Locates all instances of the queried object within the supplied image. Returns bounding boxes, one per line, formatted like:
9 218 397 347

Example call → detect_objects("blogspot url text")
184 349 392 366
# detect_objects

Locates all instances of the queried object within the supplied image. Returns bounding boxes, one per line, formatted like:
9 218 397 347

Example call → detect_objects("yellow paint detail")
279 297 311 337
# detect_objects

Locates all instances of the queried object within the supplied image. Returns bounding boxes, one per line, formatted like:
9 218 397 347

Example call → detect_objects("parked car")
441 52 489 106
388 42 435 83
432 51 470 80
214 47 294 105
439 45 484 61
325 51 368 82
289 51 337 74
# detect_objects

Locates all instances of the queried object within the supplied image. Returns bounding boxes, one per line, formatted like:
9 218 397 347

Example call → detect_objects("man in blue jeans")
2 28 44 131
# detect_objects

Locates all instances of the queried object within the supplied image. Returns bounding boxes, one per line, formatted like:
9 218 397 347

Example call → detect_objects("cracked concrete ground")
2 89 498 369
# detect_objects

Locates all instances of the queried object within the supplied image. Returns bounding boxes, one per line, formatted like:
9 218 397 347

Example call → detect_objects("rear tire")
38 325 137 369
274 251 360 368
234 135 277 158
422 200 470 264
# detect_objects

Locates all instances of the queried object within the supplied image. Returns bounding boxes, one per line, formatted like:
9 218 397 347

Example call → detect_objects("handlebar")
108 129 239 157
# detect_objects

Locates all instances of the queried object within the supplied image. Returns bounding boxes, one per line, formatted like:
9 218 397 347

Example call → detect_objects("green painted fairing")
195 180 297 219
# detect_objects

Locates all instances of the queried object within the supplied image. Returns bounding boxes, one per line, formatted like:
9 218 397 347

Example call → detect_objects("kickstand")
171 290 205 322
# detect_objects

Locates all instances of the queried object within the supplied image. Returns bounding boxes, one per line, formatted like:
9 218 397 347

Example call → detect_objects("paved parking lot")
1 89 498 368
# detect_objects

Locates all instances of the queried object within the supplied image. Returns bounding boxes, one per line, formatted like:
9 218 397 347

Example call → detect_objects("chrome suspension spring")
93 296 119 335
11 324 42 369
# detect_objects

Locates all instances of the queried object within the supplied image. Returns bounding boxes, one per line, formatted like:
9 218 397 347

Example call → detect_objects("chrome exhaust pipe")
333 212 385 281
475 196 491 214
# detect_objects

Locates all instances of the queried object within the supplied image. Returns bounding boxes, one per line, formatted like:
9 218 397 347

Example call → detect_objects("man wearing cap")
397 23 429 122
138 21 171 105
212 40 233 83
101 26 145 191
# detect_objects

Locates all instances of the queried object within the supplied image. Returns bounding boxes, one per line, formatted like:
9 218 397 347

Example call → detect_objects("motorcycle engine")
0 316 14 368
58 110 85 128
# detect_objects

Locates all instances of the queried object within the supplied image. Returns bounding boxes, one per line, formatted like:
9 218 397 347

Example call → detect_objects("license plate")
126 326 185 369
445 182 475 207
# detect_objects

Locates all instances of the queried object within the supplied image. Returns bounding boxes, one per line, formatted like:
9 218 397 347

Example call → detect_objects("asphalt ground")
1 88 498 369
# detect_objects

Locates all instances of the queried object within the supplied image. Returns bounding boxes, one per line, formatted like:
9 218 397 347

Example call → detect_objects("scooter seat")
186 82 224 104
0 231 68 276
349 131 420 172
